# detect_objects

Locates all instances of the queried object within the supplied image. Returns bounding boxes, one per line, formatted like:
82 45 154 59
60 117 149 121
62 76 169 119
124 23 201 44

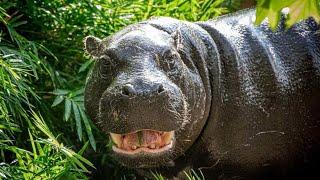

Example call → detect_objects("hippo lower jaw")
110 130 175 154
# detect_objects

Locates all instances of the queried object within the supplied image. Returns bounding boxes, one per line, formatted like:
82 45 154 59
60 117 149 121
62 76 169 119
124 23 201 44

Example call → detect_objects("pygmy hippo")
84 9 320 179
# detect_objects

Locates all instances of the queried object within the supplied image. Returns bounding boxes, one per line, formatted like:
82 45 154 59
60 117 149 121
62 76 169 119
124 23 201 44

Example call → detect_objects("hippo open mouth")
110 130 175 154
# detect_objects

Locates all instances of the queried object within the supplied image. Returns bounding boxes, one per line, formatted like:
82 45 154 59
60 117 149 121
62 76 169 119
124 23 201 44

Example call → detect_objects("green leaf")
72 151 95 169
268 9 281 30
52 89 69 95
78 141 89 155
31 111 56 142
270 0 295 11
257 0 269 7
255 0 283 29
255 6 269 25
70 88 84 98
72 102 82 141
72 95 84 102
256 0 320 29
36 142 44 156
51 95 64 107
286 0 320 27
28 129 37 159
61 148 89 172
79 108 96 151
78 60 93 73
64 98 72 121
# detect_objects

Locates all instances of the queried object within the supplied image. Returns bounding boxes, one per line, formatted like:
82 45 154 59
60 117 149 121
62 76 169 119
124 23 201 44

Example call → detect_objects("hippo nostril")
122 84 136 96
157 84 165 94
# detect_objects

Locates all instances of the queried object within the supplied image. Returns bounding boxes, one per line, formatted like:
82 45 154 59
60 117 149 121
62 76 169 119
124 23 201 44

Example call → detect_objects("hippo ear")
84 36 105 57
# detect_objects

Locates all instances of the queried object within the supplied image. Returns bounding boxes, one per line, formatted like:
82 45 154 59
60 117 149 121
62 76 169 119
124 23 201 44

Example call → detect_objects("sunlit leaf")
51 95 64 107
28 129 37 159
52 89 69 95
268 8 281 30
64 98 72 121
286 0 320 27
255 6 270 25
256 0 320 29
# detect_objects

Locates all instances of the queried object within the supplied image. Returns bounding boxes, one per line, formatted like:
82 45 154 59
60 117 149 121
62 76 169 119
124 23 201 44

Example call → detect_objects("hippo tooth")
110 133 122 147
149 144 156 149
131 145 137 150
162 131 174 144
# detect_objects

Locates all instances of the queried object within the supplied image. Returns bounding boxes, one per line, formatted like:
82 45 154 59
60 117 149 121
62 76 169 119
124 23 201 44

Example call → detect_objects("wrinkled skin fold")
84 9 320 179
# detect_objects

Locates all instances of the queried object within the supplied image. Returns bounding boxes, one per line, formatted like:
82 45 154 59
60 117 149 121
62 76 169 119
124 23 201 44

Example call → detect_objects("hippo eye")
99 55 116 78
161 50 178 72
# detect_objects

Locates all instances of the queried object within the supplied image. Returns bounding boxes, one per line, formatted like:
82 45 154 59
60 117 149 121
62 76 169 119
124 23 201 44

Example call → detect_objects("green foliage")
152 171 166 180
222 0 243 12
0 112 93 179
255 0 320 29
140 0 228 21
0 1 96 179
51 87 96 151
184 169 205 180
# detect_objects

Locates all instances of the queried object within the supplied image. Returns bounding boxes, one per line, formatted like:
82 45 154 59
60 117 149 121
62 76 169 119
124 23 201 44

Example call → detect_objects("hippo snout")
98 78 187 135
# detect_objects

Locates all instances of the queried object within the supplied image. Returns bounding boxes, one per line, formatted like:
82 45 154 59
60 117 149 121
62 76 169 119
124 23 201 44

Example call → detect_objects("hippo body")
84 9 320 179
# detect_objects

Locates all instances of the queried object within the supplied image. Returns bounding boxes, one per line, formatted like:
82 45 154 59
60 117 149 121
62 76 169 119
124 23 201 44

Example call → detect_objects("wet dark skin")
84 9 320 179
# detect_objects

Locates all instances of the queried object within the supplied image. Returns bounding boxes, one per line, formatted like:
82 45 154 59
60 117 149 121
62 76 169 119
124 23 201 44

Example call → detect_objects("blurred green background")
0 0 318 179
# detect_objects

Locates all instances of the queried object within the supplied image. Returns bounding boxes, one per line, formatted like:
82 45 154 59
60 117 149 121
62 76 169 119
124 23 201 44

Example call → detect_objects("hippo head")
84 19 212 168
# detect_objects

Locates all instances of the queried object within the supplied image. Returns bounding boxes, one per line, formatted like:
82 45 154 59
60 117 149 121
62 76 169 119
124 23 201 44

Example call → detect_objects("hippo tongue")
142 130 162 147
122 130 162 150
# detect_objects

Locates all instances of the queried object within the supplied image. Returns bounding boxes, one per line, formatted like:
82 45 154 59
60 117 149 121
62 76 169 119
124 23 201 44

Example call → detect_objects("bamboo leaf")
70 88 84 98
78 141 89 155
72 102 82 141
28 129 37 159
72 150 95 168
79 109 96 151
51 95 64 107
64 98 72 121
52 89 69 95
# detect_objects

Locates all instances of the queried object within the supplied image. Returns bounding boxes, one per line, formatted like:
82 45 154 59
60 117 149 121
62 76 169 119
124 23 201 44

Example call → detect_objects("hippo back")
195 9 320 178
